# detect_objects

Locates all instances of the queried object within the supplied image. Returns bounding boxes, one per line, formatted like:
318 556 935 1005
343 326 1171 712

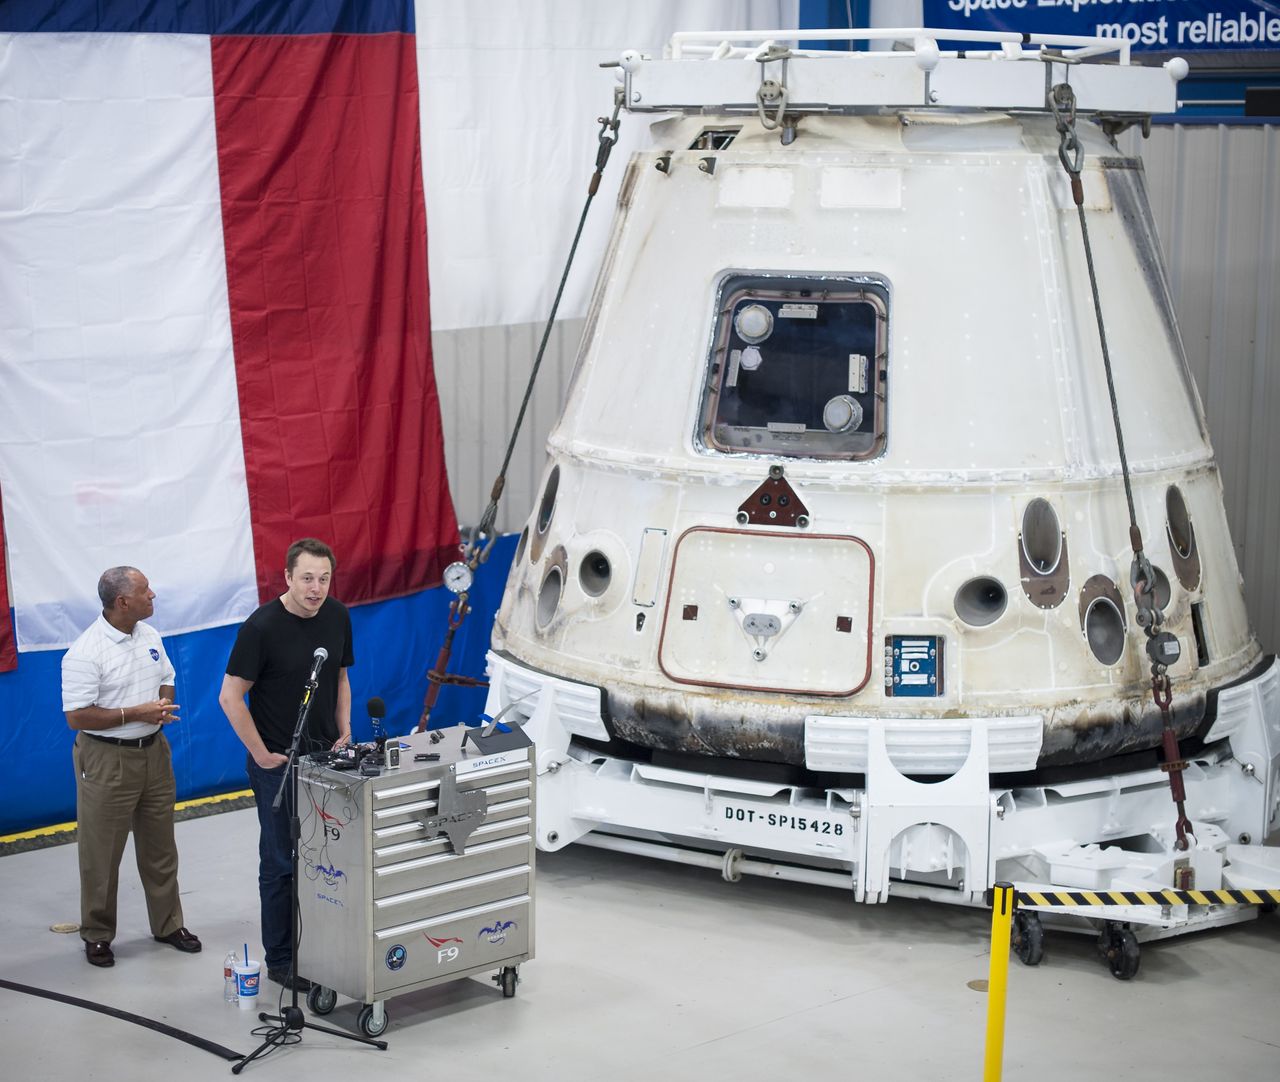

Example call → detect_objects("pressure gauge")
443 561 474 594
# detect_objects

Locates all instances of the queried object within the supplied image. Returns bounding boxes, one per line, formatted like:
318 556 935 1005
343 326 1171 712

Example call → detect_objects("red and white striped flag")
0 2 458 668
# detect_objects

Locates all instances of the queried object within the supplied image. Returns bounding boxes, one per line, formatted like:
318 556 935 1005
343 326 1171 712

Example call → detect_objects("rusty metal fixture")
427 670 488 688
1152 670 1194 850
1139 572 1194 850
737 466 809 527
416 597 471 733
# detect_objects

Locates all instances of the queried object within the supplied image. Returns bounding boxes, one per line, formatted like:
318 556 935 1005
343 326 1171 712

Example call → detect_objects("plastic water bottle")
223 950 239 1004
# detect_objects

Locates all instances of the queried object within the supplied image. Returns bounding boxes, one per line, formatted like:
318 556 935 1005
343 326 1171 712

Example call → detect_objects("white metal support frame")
487 650 1280 934
615 27 1188 118
859 719 992 904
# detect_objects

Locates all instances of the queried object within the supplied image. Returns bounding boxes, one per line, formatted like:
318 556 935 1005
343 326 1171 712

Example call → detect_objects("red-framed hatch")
658 527 874 697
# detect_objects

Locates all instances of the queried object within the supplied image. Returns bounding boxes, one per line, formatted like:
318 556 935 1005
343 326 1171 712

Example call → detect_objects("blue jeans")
246 756 293 973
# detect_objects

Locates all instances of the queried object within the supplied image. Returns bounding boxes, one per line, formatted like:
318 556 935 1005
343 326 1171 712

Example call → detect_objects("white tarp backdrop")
415 0 798 331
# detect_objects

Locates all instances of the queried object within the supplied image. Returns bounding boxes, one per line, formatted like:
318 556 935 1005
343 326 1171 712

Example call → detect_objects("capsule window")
579 551 611 597
1084 597 1126 666
536 466 560 535
955 577 1008 627
1166 485 1194 559
700 273 889 461
1020 499 1063 574
536 566 563 629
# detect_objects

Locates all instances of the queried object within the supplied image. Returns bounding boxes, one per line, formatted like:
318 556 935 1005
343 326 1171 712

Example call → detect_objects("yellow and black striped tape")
1016 888 1280 908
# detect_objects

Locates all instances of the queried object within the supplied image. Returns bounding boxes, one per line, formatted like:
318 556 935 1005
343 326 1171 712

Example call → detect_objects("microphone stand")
234 669 387 1073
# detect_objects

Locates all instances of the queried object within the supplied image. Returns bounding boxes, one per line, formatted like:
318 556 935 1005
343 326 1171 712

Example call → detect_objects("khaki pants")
73 732 184 943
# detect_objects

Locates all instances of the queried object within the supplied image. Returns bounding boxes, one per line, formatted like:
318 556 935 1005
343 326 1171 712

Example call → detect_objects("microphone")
368 696 386 746
308 646 329 683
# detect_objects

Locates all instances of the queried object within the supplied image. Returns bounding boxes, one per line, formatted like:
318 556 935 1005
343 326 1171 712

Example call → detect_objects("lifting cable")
1050 82 1194 856
415 94 624 733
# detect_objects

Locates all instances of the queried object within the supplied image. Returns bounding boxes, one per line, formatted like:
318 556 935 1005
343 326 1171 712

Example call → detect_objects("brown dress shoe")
85 940 114 967
153 927 202 953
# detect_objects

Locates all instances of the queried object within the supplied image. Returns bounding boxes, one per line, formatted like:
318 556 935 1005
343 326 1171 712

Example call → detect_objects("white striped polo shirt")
61 615 176 739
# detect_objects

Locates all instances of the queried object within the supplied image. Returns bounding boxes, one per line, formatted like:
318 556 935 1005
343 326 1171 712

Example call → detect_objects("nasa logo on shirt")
149 648 160 661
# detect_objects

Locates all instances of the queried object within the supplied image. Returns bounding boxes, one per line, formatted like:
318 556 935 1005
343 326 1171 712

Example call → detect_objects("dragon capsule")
482 29 1280 916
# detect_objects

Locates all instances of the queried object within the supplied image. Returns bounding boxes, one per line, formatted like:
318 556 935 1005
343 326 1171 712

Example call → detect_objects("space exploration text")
927 0 1280 52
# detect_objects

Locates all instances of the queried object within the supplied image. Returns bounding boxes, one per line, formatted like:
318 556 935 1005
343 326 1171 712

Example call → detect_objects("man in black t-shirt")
219 538 353 990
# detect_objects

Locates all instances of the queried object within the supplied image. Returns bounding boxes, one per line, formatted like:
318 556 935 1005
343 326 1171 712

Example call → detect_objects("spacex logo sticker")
456 748 525 776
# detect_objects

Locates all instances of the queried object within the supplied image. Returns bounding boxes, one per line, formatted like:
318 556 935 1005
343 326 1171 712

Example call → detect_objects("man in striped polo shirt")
61 566 201 968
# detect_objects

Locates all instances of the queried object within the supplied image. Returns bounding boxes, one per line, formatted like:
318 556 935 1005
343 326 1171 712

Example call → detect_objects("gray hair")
97 566 141 610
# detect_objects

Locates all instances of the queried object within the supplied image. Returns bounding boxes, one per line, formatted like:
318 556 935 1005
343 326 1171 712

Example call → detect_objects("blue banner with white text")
924 1 1280 53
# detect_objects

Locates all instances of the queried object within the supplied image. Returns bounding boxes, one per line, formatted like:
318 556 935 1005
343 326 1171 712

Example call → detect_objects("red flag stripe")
211 32 458 605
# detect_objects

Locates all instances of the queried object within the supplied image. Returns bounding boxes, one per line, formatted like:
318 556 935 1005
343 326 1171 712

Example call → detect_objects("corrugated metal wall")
432 123 1279 651
1124 122 1280 653
432 318 584 538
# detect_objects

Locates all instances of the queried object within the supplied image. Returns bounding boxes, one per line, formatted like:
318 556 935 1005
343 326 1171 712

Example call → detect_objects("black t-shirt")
225 597 355 755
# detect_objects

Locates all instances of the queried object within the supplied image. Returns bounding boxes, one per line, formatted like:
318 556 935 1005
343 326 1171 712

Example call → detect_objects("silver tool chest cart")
295 723 535 1037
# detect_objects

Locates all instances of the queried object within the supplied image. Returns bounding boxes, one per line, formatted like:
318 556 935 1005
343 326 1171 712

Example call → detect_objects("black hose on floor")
0 978 244 1061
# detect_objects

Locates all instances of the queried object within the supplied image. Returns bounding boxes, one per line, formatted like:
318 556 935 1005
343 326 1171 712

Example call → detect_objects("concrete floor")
1 807 1278 1080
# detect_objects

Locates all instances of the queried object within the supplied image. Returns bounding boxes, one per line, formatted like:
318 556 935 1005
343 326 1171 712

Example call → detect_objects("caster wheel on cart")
358 1003 389 1038
1011 911 1044 966
494 966 518 998
306 984 337 1016
1097 923 1140 981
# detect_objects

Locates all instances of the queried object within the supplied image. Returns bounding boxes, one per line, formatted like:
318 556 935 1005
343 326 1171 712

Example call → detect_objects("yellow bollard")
982 883 1015 1082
